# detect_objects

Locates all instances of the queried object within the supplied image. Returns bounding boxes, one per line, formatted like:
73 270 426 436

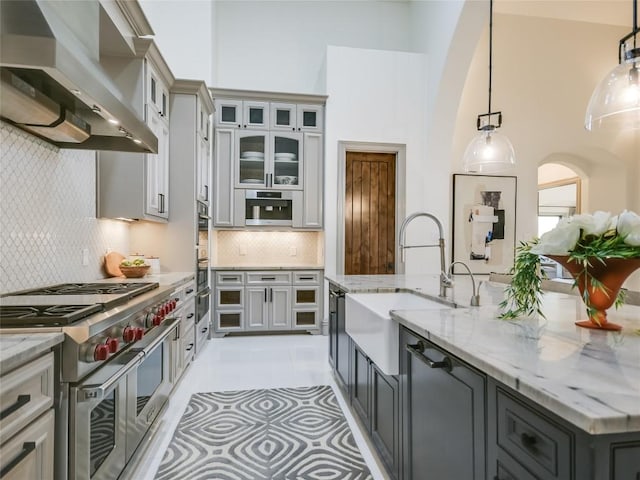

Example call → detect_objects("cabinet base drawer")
0 353 54 444
496 387 572 479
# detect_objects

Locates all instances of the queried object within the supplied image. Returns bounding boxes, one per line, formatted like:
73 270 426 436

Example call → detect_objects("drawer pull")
186 288 195 294
261 277 276 281
221 277 237 281
299 276 314 280
0 441 36 478
406 342 452 371
521 432 538 450
185 343 194 352
0 394 31 421
187 313 195 319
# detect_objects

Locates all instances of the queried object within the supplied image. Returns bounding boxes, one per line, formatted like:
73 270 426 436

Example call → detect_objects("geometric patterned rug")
154 385 373 480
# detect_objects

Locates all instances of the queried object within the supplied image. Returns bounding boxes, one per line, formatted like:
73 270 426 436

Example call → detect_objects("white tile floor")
124 334 388 480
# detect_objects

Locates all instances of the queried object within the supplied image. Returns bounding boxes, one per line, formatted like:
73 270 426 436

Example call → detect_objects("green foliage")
499 240 546 320
499 229 640 321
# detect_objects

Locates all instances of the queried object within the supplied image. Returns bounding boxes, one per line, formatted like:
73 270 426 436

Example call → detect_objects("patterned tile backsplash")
0 122 129 294
213 230 324 267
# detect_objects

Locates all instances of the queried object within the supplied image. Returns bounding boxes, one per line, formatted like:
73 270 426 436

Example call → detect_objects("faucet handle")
441 272 453 287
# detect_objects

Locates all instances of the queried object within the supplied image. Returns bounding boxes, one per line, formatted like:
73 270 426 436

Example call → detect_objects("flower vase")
547 255 640 331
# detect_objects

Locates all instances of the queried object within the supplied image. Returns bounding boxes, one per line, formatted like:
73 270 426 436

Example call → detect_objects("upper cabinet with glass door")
215 99 269 130
270 103 323 133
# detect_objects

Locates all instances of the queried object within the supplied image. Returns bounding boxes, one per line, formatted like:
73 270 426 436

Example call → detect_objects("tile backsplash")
213 230 324 267
0 122 129 293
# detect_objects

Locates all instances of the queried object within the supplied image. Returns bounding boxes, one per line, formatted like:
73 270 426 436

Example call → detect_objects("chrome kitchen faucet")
398 212 451 297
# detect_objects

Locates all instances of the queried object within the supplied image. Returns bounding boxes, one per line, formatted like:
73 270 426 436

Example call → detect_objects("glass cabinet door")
242 101 269 129
271 132 302 189
297 104 323 132
237 132 268 188
214 99 243 128
271 103 297 131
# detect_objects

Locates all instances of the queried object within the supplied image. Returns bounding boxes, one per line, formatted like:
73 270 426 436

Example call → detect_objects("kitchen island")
326 273 640 480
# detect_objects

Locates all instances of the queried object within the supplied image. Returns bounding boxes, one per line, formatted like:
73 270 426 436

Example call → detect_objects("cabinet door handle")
201 327 208 334
405 342 452 371
185 343 194 351
269 288 273 302
158 193 165 213
204 185 209 199
264 288 268 302
0 441 36 478
520 432 538 451
0 394 31 420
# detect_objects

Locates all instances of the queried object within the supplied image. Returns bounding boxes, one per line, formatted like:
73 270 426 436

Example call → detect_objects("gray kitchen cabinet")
246 285 292 330
400 326 486 480
0 352 55 480
213 271 245 334
298 132 323 229
97 40 174 222
213 128 235 227
488 378 640 480
215 269 323 336
214 99 269 130
211 89 326 229
271 102 323 133
349 341 401 480
328 284 350 392
292 271 323 330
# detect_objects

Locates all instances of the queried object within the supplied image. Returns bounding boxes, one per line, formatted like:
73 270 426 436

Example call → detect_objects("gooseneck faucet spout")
447 261 480 306
398 212 450 297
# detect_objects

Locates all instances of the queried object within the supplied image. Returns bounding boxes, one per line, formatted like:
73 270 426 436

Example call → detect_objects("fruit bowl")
119 265 150 278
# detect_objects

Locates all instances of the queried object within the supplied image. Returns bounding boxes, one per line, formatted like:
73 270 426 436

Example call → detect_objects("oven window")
90 389 116 476
136 345 164 415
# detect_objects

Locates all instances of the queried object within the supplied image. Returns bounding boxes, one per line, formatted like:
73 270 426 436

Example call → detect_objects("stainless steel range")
0 280 189 480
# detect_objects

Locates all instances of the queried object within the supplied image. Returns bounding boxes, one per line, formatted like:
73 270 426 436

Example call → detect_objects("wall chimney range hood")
0 0 157 153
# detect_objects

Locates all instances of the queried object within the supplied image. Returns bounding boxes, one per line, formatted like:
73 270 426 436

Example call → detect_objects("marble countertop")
212 265 324 271
0 333 64 374
326 273 640 435
101 271 195 288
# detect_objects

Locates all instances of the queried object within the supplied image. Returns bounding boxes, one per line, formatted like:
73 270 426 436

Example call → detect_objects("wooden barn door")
345 151 396 275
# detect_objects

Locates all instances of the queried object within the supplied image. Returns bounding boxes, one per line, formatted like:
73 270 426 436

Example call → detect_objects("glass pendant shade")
463 129 516 173
585 53 640 131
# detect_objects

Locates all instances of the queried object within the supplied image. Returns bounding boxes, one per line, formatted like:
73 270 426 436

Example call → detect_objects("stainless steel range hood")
0 0 157 153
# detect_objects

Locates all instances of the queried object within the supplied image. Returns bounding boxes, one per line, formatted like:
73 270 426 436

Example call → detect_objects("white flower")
569 211 614 236
617 210 640 246
530 220 581 255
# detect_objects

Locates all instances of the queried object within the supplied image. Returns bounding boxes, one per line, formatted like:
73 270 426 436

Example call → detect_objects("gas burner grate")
13 282 159 298
0 304 104 327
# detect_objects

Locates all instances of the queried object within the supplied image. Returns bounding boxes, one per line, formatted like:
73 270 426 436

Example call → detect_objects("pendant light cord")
488 0 494 116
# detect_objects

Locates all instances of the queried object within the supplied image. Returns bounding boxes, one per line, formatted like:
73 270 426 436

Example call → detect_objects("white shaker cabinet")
213 269 323 336
211 89 326 229
97 39 174 222
0 352 56 480
214 99 269 130
213 128 236 227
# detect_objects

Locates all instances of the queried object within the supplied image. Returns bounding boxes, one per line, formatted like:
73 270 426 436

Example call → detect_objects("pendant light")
585 0 640 131
463 0 515 174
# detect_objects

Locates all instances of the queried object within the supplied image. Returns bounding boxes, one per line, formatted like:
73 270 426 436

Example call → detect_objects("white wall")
139 0 215 82
452 13 636 241
324 46 429 276
213 1 412 93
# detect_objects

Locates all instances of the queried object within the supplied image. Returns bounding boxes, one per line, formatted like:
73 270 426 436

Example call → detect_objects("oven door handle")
77 352 144 402
130 317 180 356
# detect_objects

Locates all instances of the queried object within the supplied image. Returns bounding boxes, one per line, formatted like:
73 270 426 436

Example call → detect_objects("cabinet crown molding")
210 88 327 105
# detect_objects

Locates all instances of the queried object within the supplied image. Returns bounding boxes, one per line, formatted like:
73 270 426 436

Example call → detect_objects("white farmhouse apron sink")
345 292 453 376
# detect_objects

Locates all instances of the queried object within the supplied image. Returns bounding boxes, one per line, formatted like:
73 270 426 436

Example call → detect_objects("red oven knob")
153 314 164 326
172 299 178 309
122 327 136 343
94 344 109 361
105 338 119 353
134 327 145 340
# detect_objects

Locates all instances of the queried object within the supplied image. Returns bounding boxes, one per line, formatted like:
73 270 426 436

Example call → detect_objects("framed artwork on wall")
451 174 517 275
